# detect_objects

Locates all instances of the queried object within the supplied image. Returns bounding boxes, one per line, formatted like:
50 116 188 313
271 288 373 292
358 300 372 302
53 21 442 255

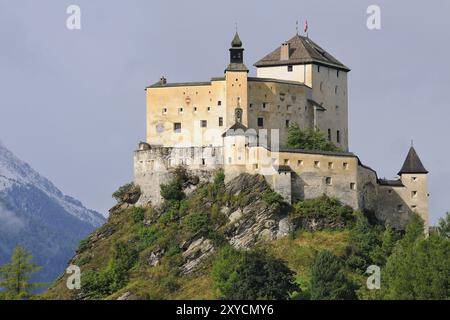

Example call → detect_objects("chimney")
280 42 290 61
159 76 167 85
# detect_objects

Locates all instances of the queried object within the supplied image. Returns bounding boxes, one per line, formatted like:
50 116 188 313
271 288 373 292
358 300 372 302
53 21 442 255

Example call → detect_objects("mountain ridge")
0 141 105 284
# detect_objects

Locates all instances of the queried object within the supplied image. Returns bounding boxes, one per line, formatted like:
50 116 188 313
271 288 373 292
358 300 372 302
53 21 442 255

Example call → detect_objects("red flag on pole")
304 20 308 34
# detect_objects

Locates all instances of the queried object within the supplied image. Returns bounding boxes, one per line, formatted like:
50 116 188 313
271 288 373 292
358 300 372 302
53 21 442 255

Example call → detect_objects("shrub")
212 247 299 300
290 195 354 229
160 180 184 201
139 224 160 248
214 169 225 186
130 207 145 224
262 191 284 206
81 241 138 298
77 239 90 253
183 212 211 236
112 183 134 201
287 123 340 151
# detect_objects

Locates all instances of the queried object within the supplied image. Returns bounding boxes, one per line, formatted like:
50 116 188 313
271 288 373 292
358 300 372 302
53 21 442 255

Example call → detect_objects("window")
412 177 417 182
343 162 349 170
314 161 320 168
284 159 289 165
173 122 181 133
200 120 207 128
335 86 338 94
328 162 334 169
162 108 168 114
325 177 332 185
219 117 223 127
320 82 323 92
286 105 291 112
285 119 290 128
411 191 418 198
328 129 332 141
337 70 340 77
194 107 198 112
179 107 183 113
317 65 320 72
336 105 339 111
201 158 206 166
287 65 293 72
350 183 356 190
217 101 222 106
397 204 404 212
262 102 267 109
298 160 304 166
257 117 264 127
412 205 417 209
337 130 341 143
249 103 253 109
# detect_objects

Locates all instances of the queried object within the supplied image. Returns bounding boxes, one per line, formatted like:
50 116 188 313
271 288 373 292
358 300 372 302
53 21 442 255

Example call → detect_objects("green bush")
183 212 211 236
160 180 184 201
81 241 138 298
77 239 90 253
112 183 134 201
290 195 354 227
214 169 225 186
287 123 340 151
139 224 160 248
262 191 284 206
130 207 145 224
212 246 299 300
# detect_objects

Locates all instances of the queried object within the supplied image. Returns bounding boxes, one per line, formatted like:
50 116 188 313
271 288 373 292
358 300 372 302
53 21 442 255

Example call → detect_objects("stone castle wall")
134 143 428 230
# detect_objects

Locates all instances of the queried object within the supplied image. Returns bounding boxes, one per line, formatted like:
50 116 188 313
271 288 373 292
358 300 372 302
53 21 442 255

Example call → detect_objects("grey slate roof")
222 122 257 137
254 34 350 71
378 179 405 187
398 147 428 175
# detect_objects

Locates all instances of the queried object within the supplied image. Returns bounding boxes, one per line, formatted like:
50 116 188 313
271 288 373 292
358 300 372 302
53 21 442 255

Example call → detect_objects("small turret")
398 146 429 233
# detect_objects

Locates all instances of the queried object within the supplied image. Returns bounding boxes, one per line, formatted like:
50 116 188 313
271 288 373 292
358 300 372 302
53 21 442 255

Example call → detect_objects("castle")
134 31 429 231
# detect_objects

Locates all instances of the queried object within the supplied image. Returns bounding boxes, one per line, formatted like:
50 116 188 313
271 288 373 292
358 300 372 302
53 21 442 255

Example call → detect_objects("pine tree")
310 250 356 300
437 212 450 239
0 246 41 300
381 214 450 299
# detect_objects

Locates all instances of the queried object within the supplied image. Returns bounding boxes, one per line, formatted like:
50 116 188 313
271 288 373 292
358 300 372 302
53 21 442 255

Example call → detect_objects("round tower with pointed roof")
398 146 429 231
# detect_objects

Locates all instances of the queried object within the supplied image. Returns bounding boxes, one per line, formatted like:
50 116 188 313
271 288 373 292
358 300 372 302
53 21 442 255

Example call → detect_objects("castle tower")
398 146 429 231
225 32 249 128
254 34 350 151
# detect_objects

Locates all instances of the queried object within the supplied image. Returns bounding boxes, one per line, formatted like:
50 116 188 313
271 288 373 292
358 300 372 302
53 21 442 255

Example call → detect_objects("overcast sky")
0 0 449 224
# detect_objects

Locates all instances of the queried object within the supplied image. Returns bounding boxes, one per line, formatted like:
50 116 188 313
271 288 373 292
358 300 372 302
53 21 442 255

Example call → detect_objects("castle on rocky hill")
134 31 429 231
